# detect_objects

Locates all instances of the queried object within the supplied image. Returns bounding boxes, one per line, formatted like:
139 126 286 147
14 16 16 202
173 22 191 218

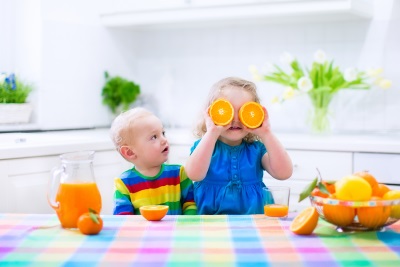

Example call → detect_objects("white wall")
115 0 399 133
1 0 399 134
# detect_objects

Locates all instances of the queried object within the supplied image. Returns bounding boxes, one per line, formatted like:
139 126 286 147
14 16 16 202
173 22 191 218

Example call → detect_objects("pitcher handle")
48 166 63 210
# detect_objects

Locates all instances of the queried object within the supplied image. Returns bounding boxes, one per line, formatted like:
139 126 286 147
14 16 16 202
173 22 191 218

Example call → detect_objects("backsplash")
1 0 399 134
123 1 399 133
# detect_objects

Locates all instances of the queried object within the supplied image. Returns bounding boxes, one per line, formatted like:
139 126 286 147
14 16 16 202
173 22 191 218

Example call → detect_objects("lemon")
335 175 372 201
383 190 400 219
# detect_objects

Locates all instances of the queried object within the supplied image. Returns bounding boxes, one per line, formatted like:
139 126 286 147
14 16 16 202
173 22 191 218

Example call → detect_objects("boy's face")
128 114 169 167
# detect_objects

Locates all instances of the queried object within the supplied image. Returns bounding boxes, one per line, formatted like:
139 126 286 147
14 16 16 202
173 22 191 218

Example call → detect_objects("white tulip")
378 79 392 89
280 52 294 65
367 68 383 78
271 96 280 104
344 68 358 82
314 50 327 64
283 87 296 100
297 77 313 92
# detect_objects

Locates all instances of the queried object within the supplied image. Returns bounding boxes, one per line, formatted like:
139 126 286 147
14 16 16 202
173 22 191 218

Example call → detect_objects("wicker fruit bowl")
309 195 400 232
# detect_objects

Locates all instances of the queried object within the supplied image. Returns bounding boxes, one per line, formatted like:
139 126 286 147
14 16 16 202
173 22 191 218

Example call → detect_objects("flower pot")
0 103 33 124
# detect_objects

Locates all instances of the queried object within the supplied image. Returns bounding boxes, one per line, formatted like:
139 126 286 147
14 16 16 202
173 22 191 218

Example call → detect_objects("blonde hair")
110 107 154 152
194 77 262 143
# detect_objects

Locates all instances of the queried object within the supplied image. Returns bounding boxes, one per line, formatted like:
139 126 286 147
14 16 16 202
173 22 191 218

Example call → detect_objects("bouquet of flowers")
0 72 33 103
250 50 392 133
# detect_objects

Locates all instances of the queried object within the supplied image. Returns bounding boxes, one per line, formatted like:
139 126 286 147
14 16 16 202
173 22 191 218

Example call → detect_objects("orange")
311 187 329 198
323 197 355 227
335 175 372 201
239 101 265 129
290 207 319 235
77 209 103 235
208 98 234 126
353 171 379 196
357 197 390 229
140 205 169 221
311 181 336 198
383 190 400 219
375 183 391 198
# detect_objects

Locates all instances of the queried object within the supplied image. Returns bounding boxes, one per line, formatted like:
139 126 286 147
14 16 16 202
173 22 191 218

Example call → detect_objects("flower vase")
308 90 335 134
310 106 330 134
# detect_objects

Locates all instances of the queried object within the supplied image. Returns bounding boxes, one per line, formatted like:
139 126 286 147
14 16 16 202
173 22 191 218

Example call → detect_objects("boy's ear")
120 146 137 160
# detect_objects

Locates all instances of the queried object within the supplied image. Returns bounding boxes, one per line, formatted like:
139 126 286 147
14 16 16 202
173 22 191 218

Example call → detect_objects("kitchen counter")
1 128 400 160
1 213 399 266
166 128 400 154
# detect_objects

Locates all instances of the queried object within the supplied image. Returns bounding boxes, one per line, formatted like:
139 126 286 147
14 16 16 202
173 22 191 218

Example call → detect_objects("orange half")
209 98 234 126
239 102 265 129
290 207 319 235
140 205 169 221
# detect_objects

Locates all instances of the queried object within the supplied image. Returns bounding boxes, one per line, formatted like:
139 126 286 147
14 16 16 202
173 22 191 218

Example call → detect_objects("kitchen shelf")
99 0 374 28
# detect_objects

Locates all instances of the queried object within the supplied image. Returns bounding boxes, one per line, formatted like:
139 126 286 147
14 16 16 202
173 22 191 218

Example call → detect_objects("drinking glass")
263 186 290 219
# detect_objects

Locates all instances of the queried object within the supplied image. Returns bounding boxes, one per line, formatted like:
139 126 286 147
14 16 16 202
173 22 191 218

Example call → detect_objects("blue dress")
191 139 272 215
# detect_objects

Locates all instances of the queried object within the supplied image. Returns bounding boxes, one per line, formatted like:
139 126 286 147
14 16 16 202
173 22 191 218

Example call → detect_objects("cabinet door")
0 150 131 214
2 156 59 213
264 150 353 212
354 152 400 184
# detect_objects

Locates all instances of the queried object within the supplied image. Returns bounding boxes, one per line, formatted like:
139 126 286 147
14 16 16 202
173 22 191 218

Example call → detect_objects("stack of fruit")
291 171 400 234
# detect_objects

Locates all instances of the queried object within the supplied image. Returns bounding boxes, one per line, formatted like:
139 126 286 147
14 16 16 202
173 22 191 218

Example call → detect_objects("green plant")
0 73 33 103
101 71 141 114
250 50 392 133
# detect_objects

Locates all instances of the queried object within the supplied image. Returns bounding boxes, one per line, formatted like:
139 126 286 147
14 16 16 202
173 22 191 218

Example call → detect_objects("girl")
185 77 293 214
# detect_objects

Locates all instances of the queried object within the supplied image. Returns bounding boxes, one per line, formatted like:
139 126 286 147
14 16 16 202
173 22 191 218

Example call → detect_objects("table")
1 214 399 266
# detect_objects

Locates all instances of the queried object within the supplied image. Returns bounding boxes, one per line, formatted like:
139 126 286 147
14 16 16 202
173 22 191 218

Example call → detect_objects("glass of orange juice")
263 186 290 219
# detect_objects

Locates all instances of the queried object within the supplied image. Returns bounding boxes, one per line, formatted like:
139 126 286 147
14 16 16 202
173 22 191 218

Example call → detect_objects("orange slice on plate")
239 102 265 129
140 205 169 221
209 98 234 126
290 207 319 235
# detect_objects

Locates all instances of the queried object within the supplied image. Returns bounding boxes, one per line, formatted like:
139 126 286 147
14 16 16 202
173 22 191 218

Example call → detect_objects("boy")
110 107 197 215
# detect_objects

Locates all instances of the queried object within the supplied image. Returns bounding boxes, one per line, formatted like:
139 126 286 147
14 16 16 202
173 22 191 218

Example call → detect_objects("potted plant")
101 71 141 115
0 72 34 124
250 50 392 133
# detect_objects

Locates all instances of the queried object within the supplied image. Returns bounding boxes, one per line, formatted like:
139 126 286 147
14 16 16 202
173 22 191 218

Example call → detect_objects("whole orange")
353 171 379 196
322 195 355 227
357 197 390 229
383 190 400 219
77 211 103 235
375 183 391 198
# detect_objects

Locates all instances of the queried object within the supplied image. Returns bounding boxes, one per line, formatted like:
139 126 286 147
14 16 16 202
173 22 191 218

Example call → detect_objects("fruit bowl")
309 195 400 232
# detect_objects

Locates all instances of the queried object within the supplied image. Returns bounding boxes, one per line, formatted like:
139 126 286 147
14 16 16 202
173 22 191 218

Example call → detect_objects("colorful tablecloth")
0 214 399 267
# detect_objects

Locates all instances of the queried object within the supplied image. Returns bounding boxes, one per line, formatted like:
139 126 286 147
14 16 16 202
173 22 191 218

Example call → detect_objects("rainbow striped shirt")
113 164 197 215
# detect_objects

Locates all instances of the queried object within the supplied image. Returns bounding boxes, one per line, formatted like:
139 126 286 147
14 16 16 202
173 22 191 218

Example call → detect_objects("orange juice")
55 183 102 228
264 204 289 217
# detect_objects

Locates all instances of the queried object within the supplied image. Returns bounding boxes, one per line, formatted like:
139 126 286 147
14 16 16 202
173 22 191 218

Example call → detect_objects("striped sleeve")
179 166 197 215
113 177 134 215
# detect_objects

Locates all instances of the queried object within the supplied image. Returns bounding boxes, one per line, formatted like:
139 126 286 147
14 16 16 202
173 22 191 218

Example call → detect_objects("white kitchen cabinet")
168 144 353 212
100 0 373 28
354 152 400 185
0 150 131 215
265 150 353 212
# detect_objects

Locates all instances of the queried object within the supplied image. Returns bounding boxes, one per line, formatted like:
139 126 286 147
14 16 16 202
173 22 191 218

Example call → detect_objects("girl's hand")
246 106 271 136
204 109 227 136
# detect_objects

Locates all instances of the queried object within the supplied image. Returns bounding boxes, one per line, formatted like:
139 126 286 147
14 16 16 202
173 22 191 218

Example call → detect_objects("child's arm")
185 111 226 181
250 107 293 180
113 178 135 215
179 166 197 215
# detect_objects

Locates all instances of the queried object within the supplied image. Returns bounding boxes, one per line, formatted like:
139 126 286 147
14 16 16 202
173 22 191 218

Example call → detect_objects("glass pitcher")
48 150 102 229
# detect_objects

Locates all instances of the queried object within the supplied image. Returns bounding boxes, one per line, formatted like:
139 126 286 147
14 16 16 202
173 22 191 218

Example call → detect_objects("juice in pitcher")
55 182 102 229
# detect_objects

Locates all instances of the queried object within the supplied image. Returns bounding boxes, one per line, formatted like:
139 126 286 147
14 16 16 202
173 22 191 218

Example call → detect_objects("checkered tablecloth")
0 213 399 266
